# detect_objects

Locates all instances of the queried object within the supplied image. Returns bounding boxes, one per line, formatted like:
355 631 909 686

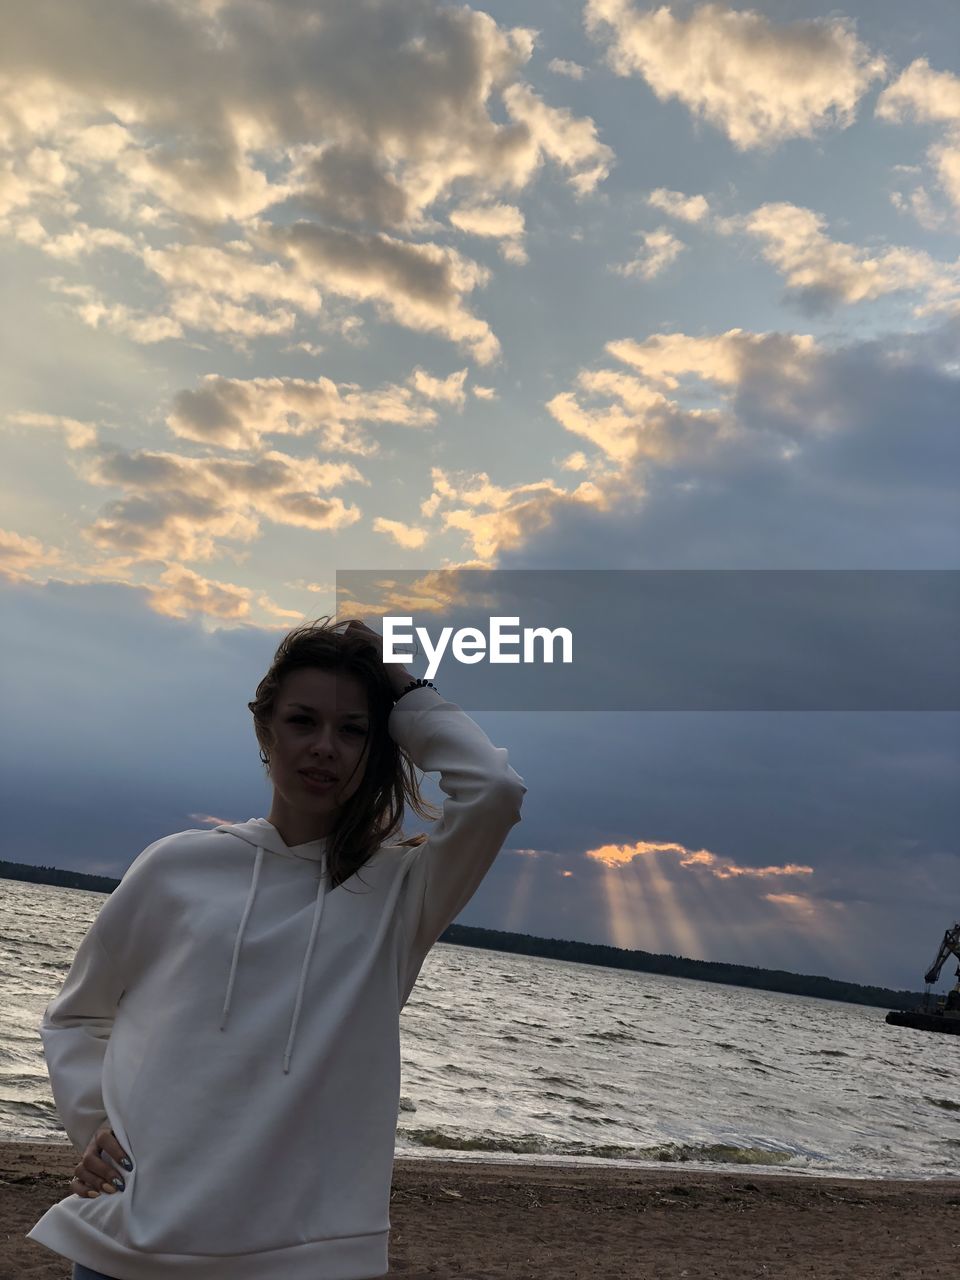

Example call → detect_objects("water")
3 879 958 1180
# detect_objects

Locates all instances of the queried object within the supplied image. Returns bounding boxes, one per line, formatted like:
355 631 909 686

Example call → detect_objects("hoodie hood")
213 819 331 1074
218 816 330 862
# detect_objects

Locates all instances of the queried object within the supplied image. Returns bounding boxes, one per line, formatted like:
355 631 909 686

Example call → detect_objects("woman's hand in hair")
70 1121 131 1198
342 618 413 697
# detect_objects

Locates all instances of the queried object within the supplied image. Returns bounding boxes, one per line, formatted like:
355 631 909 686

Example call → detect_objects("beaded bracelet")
395 677 437 701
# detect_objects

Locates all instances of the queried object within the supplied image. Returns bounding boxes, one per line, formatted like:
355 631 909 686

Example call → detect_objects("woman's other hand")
70 1121 131 1198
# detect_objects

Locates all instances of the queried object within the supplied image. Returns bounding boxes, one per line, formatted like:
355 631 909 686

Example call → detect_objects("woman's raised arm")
388 684 526 1006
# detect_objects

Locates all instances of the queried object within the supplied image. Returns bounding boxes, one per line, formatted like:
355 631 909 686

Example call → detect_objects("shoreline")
6 1132 956 1183
5 1139 959 1278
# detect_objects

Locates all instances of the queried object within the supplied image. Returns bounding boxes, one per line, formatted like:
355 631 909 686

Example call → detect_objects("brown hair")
247 615 439 889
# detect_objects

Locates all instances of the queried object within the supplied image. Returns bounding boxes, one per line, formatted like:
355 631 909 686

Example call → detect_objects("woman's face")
266 667 372 822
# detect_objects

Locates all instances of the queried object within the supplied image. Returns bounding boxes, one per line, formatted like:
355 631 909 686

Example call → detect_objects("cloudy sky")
2 0 958 991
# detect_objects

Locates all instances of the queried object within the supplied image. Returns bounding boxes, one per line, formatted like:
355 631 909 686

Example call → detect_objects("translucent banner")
335 569 959 711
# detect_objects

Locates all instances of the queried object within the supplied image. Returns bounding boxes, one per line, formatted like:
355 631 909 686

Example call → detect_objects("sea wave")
398 1127 797 1166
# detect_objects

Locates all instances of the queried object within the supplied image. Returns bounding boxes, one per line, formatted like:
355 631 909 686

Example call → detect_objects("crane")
924 921 960 994
885 919 960 1035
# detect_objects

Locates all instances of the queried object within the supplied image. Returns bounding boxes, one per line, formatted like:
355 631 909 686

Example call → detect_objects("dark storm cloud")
499 320 960 570
2 575 957 987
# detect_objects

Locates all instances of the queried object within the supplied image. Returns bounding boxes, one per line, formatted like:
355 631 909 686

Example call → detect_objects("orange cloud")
584 838 813 880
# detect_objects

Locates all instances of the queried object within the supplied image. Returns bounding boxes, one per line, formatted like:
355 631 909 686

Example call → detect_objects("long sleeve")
38 837 163 1153
388 684 526 1006
39 923 124 1154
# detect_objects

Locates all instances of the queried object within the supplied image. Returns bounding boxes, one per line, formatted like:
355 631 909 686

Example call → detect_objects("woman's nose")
311 727 338 755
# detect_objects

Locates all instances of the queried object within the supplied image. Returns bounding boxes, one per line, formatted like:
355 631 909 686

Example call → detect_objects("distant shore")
3 861 930 1011
5 1139 958 1279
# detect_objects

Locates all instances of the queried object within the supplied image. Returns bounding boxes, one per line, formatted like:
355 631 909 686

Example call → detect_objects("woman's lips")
299 771 337 791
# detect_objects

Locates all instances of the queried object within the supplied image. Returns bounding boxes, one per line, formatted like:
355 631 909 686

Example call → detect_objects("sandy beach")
3 1140 958 1279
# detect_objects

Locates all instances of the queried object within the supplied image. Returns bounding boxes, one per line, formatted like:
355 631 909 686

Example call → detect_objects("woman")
26 615 527 1280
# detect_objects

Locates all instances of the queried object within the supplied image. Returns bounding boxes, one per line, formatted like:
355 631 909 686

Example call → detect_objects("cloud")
647 187 710 223
24 201 499 361
46 279 188 344
0 141 81 221
559 450 590 471
548 57 586 80
371 516 429 550
890 186 950 233
40 222 495 363
254 590 308 622
501 83 615 196
499 319 960 571
418 464 610 561
449 204 525 239
449 201 527 263
734 201 960 313
6 357 497 578
140 239 323 326
606 328 819 389
764 892 842 918
68 444 365 565
0 2 529 222
0 1 617 360
543 327 798 465
281 572 336 594
0 528 63 581
614 225 685 280
6 410 99 449
475 717 954 978
876 59 960 218
584 0 886 150
546 378 727 465
0 574 954 987
0 576 335 862
295 145 411 230
146 562 255 621
585 837 813 880
253 220 501 363
876 57 960 127
168 370 441 452
407 367 469 407
9 212 138 260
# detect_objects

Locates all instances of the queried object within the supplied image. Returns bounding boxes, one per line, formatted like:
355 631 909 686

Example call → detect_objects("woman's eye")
287 716 366 735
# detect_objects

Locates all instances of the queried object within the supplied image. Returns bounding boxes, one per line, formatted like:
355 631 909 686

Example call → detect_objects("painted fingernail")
120 1157 133 1171
112 1177 125 1191
102 1180 117 1193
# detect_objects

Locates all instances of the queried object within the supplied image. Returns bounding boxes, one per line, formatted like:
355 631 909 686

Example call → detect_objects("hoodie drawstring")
219 845 264 1033
282 871 327 1074
219 842 328 1074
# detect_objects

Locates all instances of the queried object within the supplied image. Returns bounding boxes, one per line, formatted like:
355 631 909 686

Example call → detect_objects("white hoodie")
26 684 526 1279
